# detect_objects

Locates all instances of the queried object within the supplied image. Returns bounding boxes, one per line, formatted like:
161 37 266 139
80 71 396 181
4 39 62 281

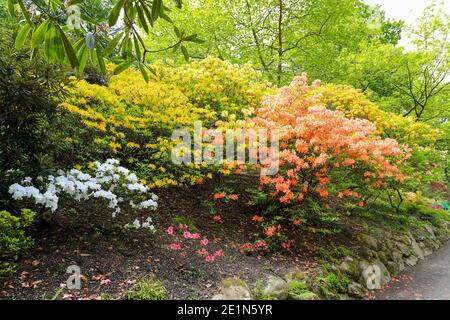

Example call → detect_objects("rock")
360 263 381 290
359 261 390 290
395 241 412 257
263 276 289 300
410 236 424 260
405 255 418 267
358 234 380 250
284 267 308 284
424 224 436 238
376 251 388 264
423 247 433 257
212 278 252 300
347 282 368 299
386 261 400 275
338 257 361 281
374 261 391 285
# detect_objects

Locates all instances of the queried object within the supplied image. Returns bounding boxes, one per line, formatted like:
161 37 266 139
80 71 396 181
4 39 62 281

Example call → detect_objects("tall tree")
143 0 402 85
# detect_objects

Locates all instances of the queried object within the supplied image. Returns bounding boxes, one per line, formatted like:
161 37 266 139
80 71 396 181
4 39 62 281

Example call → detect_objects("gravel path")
377 241 450 300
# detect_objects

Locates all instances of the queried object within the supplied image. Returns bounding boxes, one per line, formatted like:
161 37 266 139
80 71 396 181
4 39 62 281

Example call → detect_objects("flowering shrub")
308 84 447 195
239 240 269 255
8 159 157 231
309 84 441 146
0 209 36 256
166 224 223 262
247 74 411 206
58 57 272 188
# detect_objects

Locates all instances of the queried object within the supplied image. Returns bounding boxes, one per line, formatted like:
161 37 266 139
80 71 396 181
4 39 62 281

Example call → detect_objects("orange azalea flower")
265 226 277 237
196 178 205 185
212 215 222 222
317 189 329 198
343 158 356 166
358 201 364 207
230 194 239 200
252 215 264 223
293 219 302 226
213 192 226 200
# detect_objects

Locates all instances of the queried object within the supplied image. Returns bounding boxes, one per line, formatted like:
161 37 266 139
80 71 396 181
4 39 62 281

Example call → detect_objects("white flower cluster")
9 159 158 230
128 217 156 233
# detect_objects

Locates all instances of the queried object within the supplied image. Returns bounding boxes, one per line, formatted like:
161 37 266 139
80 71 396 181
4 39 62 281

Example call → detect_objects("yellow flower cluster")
310 84 441 147
59 57 272 188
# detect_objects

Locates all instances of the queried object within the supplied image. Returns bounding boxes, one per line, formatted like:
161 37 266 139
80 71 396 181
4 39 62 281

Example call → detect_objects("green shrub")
0 22 70 206
0 209 35 256
288 280 317 300
317 272 350 299
127 277 167 300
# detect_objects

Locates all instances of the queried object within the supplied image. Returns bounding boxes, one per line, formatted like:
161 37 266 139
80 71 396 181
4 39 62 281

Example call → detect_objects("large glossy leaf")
181 45 189 61
15 24 31 50
104 32 124 56
109 0 125 27
113 60 133 75
57 26 79 68
151 0 162 21
31 20 51 48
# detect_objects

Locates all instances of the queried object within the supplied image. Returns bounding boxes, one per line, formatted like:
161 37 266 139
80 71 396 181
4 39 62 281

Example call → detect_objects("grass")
126 277 167 300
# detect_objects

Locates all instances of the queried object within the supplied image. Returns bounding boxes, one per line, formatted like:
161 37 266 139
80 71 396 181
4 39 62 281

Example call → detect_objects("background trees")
144 0 403 85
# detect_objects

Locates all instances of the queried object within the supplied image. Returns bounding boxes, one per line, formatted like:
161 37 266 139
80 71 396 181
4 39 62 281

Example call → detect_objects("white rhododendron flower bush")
8 159 158 231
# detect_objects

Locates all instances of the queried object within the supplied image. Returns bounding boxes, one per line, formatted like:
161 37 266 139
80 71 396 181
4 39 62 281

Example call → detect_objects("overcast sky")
365 0 446 24
365 0 449 47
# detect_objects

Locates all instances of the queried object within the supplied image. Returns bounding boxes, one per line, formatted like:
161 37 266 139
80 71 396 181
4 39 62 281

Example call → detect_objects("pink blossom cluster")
166 224 223 263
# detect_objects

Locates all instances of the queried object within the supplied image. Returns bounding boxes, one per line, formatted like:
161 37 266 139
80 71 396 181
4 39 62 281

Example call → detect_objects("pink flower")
100 279 111 285
167 226 174 235
170 243 181 251
183 231 200 239
201 238 209 246
213 249 223 257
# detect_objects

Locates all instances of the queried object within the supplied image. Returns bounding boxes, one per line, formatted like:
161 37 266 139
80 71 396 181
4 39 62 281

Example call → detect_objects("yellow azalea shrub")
59 57 273 188
310 84 441 147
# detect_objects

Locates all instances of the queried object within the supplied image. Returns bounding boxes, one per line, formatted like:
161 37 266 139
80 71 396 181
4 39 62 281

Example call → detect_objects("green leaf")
31 20 51 48
76 44 88 73
160 12 173 23
97 48 107 74
113 60 133 75
136 5 149 33
172 41 180 53
104 32 123 56
57 26 79 68
138 63 149 82
7 0 15 17
90 48 98 66
17 0 32 25
151 0 162 21
15 23 31 50
173 25 181 38
140 0 154 27
109 0 125 27
133 35 141 60
81 13 100 25
181 45 189 61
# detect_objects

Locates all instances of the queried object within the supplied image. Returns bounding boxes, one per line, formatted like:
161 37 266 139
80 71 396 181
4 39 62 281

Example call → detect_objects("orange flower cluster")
249 74 411 205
